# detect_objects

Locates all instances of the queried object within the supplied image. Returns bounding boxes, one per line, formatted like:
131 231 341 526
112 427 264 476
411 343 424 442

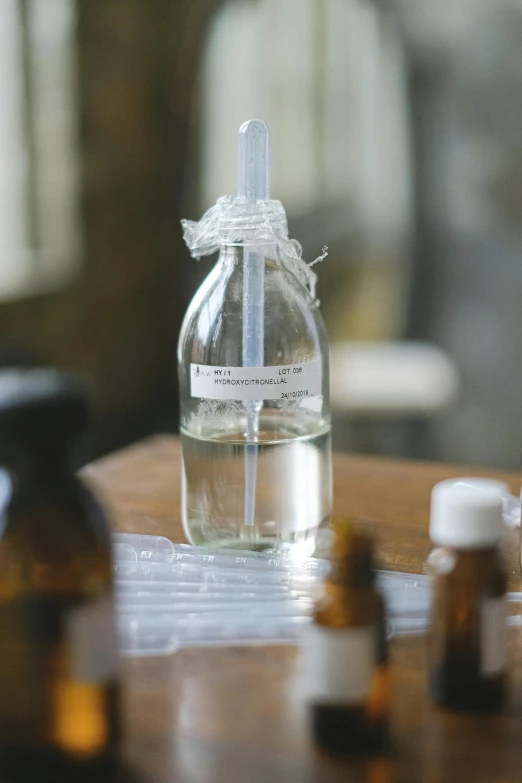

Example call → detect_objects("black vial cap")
0 369 91 449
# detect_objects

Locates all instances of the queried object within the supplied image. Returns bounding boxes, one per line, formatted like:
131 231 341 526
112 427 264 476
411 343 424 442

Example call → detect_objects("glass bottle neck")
426 544 502 580
327 573 376 591
328 549 375 589
219 243 280 266
323 581 376 602
0 440 75 484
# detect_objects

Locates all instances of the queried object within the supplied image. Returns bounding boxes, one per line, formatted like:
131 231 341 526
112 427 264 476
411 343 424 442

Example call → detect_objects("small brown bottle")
303 519 389 755
0 370 120 781
428 480 507 712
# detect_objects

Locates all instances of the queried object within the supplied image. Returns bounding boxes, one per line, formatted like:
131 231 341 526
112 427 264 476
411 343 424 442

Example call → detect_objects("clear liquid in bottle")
181 413 331 556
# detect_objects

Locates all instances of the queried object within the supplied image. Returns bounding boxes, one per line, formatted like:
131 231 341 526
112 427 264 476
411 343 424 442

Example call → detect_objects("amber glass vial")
428 480 507 712
0 370 120 782
303 519 389 755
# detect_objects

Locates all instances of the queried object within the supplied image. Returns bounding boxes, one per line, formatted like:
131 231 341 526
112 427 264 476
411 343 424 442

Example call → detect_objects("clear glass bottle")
427 480 507 712
178 241 331 555
303 518 389 755
179 119 331 555
0 370 120 780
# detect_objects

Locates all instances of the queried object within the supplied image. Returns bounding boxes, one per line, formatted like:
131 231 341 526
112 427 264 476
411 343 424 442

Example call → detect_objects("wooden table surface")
82 436 522 783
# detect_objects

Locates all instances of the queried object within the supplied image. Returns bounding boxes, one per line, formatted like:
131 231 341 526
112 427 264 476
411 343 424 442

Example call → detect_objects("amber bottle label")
66 597 118 683
480 596 507 676
303 625 376 704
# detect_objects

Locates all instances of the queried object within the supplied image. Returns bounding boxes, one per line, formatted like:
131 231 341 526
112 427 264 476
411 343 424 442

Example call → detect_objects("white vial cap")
430 479 504 549
433 477 509 496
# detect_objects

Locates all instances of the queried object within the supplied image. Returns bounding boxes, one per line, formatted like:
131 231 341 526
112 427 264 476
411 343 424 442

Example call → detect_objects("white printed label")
67 596 118 683
303 625 376 704
190 360 322 401
480 596 507 676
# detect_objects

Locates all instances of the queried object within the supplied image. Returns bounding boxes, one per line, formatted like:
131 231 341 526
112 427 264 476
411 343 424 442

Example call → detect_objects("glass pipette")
238 119 270 528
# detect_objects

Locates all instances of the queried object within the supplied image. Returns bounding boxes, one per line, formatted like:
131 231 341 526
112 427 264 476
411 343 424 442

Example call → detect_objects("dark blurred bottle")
428 480 507 712
304 518 389 755
0 370 120 781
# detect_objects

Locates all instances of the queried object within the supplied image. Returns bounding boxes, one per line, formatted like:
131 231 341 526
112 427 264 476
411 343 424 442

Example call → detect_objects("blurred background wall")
0 0 217 452
2 0 522 468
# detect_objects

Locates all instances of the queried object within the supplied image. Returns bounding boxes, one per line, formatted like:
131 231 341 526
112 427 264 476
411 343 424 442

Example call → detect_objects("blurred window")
194 0 414 343
199 0 412 246
0 0 81 301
